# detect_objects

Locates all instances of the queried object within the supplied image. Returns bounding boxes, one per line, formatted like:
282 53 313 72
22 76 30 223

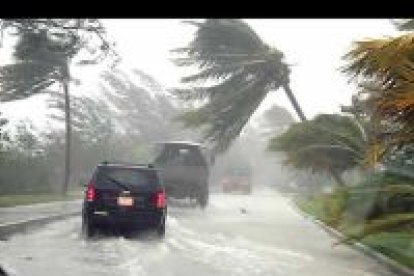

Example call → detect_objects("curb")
0 211 80 239
312 219 414 276
289 198 414 276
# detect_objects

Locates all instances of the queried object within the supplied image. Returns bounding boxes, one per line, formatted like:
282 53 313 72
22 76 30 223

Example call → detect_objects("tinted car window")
155 145 207 167
96 167 159 188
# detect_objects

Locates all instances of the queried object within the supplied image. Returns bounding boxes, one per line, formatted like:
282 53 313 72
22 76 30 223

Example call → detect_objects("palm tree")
0 30 75 195
172 19 306 154
343 33 414 154
0 20 118 195
268 114 369 187
336 31 414 242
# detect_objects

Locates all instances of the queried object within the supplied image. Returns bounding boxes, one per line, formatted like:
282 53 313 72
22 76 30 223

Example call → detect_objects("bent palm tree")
172 19 306 154
268 114 369 187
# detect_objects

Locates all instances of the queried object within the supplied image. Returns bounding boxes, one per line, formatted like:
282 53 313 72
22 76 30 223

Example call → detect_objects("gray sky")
1 19 398 126
101 19 398 119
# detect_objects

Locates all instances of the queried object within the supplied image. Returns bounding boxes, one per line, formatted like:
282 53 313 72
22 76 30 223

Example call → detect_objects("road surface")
0 189 397 276
0 200 81 226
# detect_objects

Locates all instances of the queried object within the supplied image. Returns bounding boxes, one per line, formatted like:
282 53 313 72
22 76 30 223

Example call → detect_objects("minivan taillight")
86 182 96 202
152 190 166 209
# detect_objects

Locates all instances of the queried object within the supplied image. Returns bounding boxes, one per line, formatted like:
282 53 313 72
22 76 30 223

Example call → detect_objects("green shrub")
346 171 414 220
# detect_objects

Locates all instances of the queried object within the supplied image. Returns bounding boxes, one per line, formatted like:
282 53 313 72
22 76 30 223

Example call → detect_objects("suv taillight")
86 182 96 202
152 190 166 209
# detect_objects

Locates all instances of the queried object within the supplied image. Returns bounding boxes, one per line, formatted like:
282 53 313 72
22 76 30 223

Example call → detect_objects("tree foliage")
0 30 64 101
0 122 52 194
258 104 295 137
0 19 118 63
268 114 368 185
343 33 414 154
0 112 9 151
48 92 114 146
100 69 178 142
172 19 305 154
324 30 414 241
0 19 118 195
392 19 414 31
0 19 119 102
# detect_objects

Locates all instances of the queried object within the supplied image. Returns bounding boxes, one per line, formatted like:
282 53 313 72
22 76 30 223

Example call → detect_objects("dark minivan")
81 162 167 238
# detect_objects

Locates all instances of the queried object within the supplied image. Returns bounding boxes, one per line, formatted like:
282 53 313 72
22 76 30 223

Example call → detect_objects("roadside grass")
296 195 327 221
363 231 414 269
297 195 414 269
0 190 83 208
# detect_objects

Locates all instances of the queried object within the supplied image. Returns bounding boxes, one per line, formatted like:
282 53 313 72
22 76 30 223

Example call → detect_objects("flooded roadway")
0 189 397 276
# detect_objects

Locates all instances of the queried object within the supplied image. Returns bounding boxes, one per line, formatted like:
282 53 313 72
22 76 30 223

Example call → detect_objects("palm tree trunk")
62 63 71 196
282 83 307 122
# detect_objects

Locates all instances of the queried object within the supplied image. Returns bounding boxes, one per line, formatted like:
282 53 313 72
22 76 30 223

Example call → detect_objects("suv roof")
98 161 156 170
155 141 206 148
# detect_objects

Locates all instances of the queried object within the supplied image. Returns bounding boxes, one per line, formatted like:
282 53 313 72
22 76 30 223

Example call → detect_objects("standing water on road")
0 190 397 276
0 18 411 276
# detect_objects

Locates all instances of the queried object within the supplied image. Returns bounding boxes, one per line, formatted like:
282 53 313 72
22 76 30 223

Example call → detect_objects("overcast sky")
1 19 398 126
102 19 398 119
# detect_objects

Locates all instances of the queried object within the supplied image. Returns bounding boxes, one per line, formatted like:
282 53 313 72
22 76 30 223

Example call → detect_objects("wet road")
0 189 397 276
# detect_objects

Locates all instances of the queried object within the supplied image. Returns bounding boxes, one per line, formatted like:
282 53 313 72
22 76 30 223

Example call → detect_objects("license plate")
117 196 134 206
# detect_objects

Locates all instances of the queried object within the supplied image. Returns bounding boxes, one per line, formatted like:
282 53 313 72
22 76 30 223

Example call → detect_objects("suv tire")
156 217 166 238
197 184 209 208
82 216 96 238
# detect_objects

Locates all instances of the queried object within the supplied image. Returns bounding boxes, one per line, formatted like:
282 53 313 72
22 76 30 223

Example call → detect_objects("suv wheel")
82 216 96 238
156 217 166 238
197 185 209 208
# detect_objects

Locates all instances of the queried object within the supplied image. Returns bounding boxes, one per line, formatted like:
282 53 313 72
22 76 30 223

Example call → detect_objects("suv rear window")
96 167 160 188
154 145 207 167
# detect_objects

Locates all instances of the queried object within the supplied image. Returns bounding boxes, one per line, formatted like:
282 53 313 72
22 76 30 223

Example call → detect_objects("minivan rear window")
96 167 159 188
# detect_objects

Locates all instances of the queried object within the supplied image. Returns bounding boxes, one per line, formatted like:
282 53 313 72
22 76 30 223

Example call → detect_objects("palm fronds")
171 19 294 154
343 34 414 150
0 62 60 101
0 30 65 102
268 114 368 176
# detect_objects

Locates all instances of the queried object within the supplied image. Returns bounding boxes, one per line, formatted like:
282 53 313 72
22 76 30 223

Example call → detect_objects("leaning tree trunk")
62 63 71 196
282 83 307 122
282 82 347 188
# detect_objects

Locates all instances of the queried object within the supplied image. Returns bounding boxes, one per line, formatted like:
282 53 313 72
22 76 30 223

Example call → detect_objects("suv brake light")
152 190 166 208
86 182 96 202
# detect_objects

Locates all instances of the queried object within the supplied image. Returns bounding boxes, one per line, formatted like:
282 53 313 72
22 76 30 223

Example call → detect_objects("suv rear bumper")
165 182 207 198
84 206 165 229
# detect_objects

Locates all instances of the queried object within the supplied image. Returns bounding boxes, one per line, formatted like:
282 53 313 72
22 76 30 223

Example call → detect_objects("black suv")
81 162 167 238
